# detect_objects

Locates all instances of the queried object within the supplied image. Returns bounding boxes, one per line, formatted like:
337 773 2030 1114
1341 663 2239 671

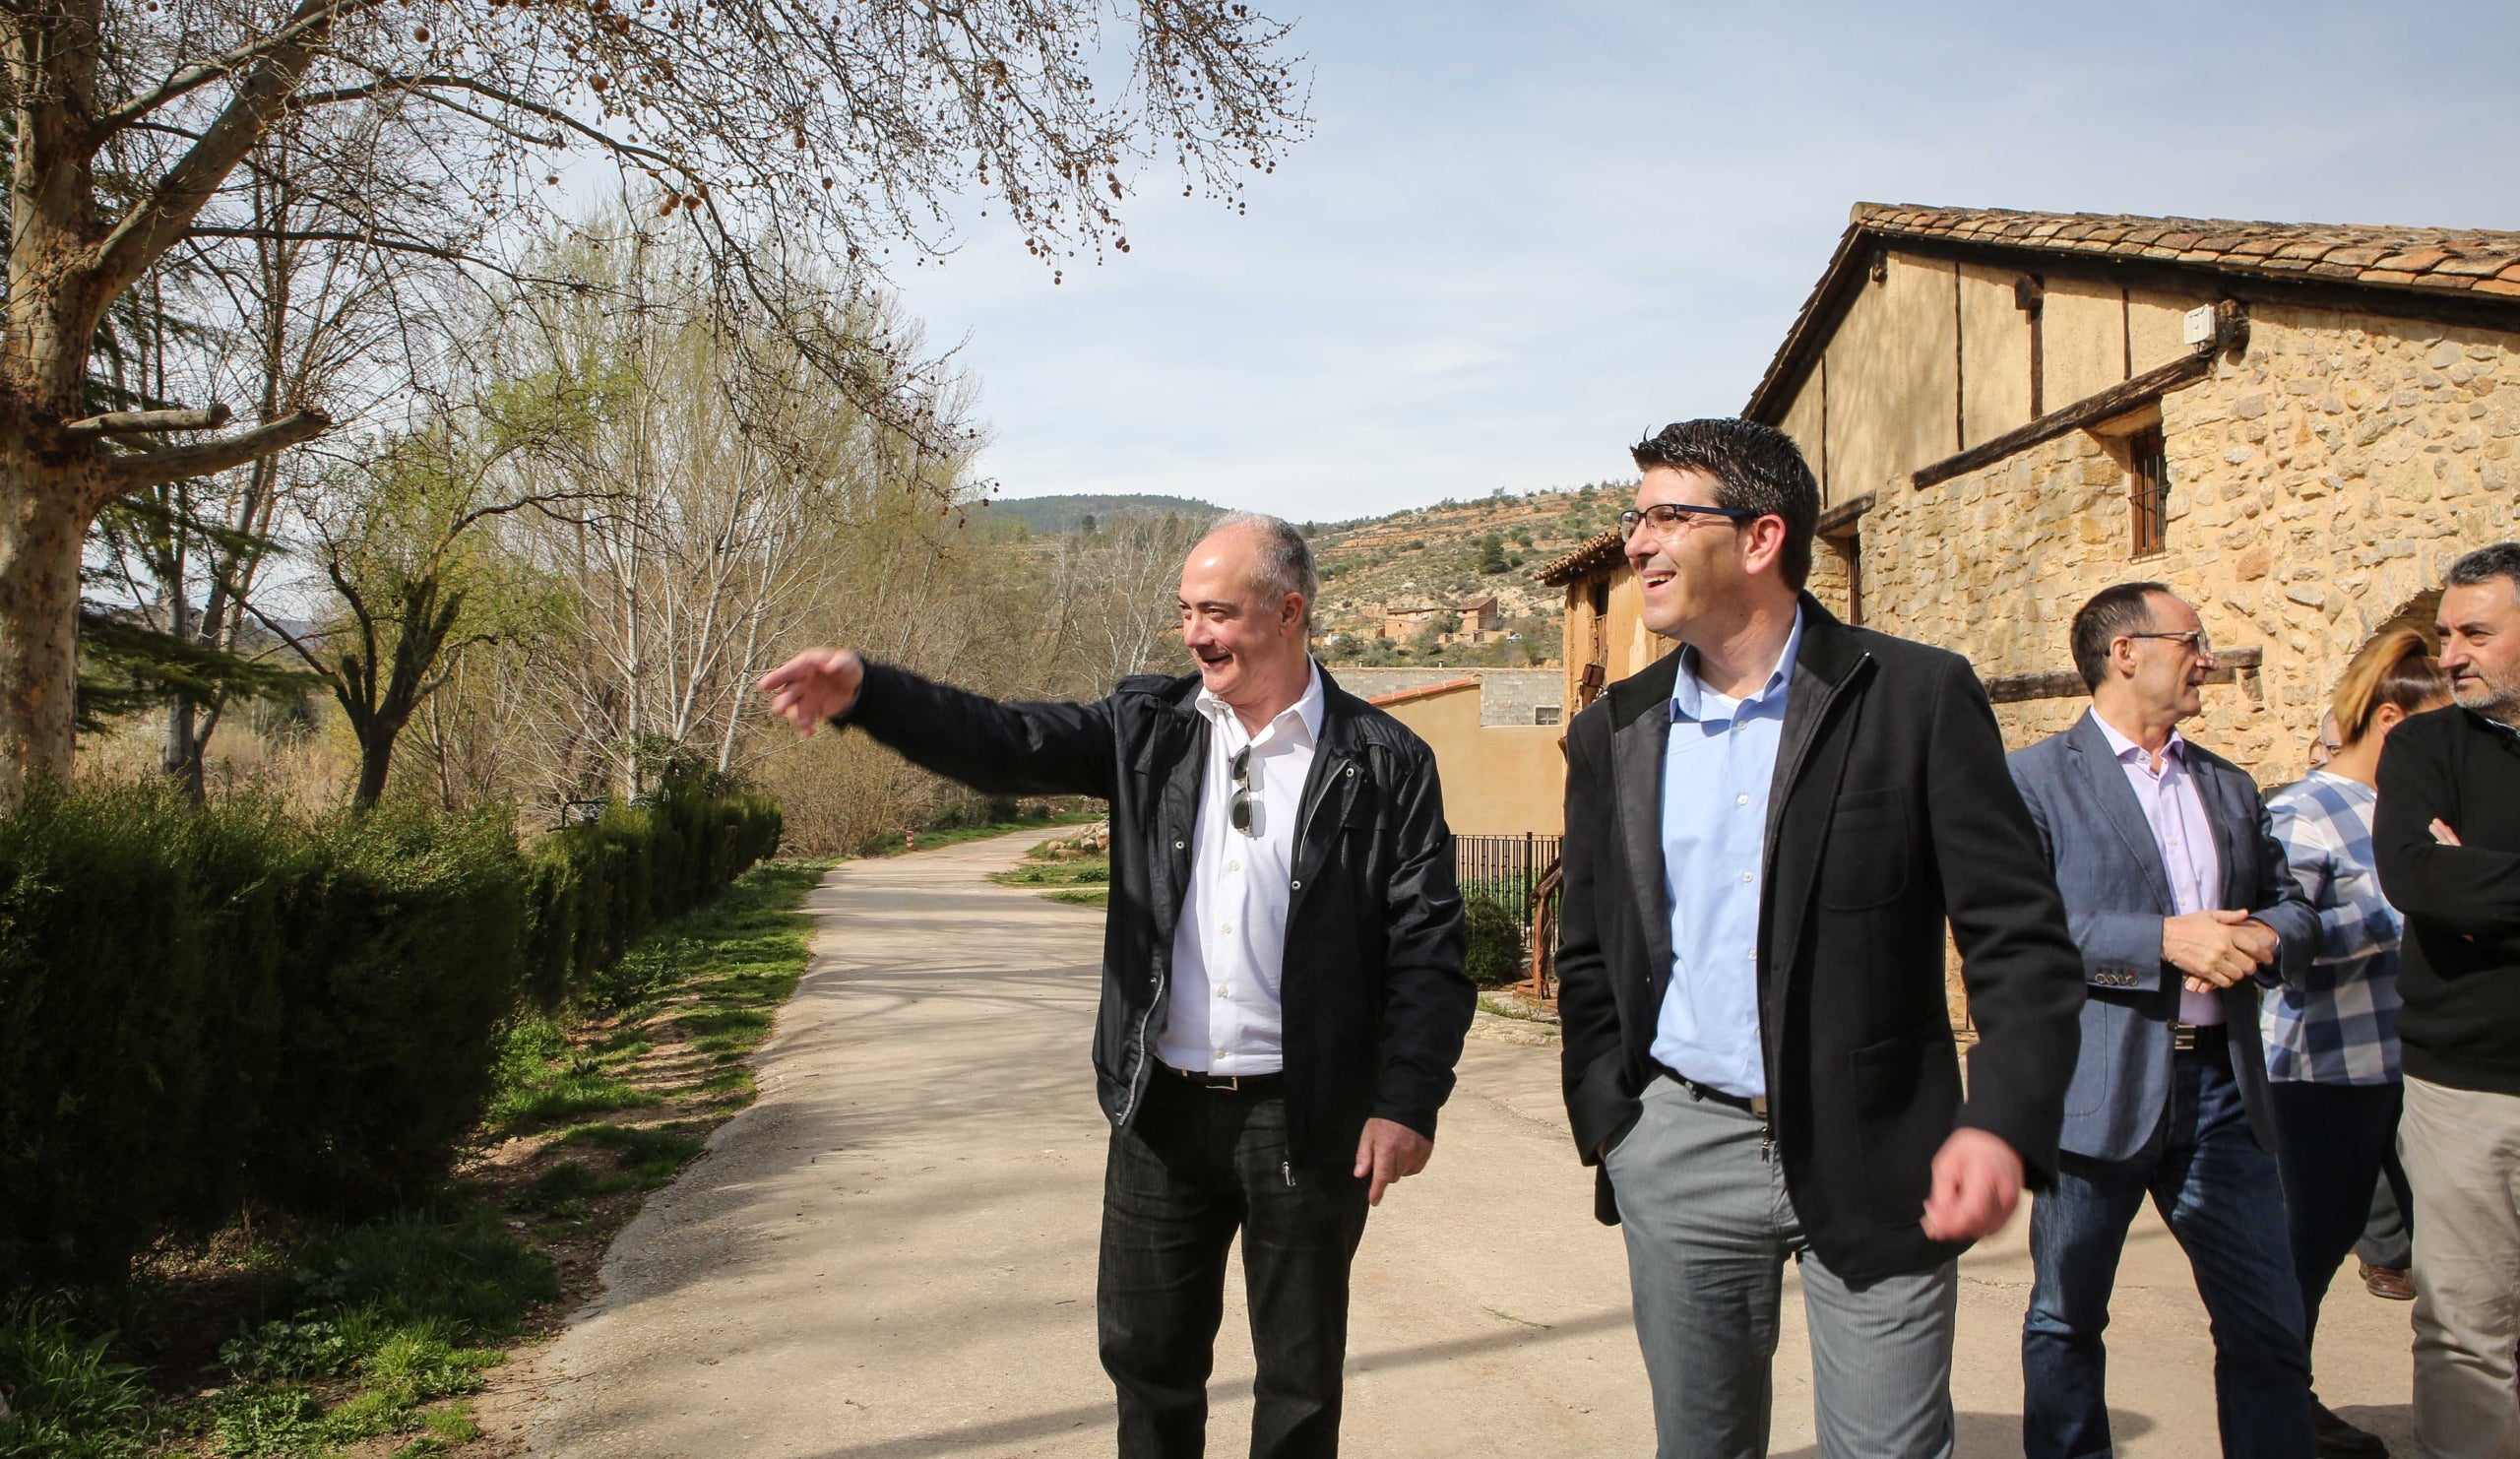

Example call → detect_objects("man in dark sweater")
2373 540 2520 1459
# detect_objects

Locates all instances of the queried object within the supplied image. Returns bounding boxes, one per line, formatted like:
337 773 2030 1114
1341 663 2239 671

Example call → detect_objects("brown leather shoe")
2361 1259 2416 1301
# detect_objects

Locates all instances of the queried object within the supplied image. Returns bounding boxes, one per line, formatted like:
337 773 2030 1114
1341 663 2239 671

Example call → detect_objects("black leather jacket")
839 661 1473 1168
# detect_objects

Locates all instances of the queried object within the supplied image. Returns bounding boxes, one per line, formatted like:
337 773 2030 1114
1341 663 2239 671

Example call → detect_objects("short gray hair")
2446 541 2520 601
1206 511 1318 631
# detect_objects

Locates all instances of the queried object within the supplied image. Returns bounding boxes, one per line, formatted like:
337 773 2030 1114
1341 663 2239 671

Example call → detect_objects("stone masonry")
1857 302 2519 782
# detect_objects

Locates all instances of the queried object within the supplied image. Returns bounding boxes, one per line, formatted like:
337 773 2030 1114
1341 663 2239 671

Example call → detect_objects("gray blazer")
2007 710 2316 1163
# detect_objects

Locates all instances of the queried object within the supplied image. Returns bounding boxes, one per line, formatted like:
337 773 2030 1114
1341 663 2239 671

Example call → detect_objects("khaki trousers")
2402 1074 2520 1459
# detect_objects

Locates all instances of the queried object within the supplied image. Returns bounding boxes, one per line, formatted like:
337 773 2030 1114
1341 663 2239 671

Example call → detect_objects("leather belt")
2171 1021 2229 1055
1158 1061 1284 1095
1656 1061 1769 1121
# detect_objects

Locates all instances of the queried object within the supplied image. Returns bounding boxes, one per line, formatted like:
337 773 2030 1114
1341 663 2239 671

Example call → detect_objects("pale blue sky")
900 1 2520 521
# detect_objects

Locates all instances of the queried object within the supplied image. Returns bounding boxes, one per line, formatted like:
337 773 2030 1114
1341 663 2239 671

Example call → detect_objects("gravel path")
522 830 2416 1457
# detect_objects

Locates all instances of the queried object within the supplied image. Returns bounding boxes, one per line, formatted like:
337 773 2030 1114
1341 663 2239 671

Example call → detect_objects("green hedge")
1463 893 1525 986
519 773 784 1011
0 774 779 1287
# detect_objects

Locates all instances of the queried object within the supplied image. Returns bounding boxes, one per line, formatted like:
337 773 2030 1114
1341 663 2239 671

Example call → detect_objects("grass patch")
990 847 1112 907
553 1124 707 1187
865 806 1101 856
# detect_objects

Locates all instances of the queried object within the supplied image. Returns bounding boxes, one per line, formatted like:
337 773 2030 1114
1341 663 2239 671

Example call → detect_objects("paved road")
526 830 2417 1457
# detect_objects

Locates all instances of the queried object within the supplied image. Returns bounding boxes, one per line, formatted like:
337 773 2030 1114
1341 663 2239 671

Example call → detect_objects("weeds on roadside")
989 847 1112 907
0 1300 150 1457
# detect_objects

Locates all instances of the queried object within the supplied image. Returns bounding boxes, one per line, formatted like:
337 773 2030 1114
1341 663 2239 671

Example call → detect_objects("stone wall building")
1546 202 2520 783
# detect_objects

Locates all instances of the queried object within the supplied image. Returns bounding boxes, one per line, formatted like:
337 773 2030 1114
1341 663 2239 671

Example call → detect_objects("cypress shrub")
516 771 781 1014
0 784 286 1282
0 774 781 1288
246 806 529 1215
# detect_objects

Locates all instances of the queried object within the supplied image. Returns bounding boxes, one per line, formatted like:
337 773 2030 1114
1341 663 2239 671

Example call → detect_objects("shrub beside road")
0 780 795 1457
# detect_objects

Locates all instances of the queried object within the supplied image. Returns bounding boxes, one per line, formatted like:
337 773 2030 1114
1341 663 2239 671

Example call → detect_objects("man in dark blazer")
1556 418 2086 1459
761 513 1473 1459
2008 582 2320 1459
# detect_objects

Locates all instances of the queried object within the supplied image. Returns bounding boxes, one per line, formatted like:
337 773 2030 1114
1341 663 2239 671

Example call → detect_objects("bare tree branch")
98 410 332 494
94 0 389 136
64 404 232 436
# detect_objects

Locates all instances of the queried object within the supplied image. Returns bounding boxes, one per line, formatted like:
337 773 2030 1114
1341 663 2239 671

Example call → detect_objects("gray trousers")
1605 1074 1958 1459
2401 1075 2520 1459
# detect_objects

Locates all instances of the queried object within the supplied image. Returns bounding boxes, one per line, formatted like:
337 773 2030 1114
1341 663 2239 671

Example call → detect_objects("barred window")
2129 424 2170 557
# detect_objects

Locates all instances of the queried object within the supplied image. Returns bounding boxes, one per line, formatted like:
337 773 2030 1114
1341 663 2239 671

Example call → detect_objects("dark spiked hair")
1630 418 1820 590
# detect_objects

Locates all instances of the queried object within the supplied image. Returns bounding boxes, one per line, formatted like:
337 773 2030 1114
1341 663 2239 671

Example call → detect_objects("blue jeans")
2022 1046 2313 1459
2268 1079 2402 1376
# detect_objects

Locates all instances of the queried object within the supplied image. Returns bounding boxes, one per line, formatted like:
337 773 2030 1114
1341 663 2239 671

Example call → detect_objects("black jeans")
1099 1073 1371 1459
2270 1079 2404 1370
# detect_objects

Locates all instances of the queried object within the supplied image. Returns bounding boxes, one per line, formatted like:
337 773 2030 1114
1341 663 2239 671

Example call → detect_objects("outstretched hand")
1920 1126 2024 1242
759 648 865 734
1354 1117 1432 1206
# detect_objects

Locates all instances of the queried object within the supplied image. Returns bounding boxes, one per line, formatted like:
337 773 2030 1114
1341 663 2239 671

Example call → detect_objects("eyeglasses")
2124 629 2217 660
1229 746 1259 836
1617 502 1758 540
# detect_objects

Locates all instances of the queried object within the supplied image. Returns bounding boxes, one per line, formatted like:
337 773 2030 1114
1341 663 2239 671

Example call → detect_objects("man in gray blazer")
2009 582 2319 1459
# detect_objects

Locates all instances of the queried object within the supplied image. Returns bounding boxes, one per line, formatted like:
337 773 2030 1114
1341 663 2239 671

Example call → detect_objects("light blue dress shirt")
1651 609 1803 1099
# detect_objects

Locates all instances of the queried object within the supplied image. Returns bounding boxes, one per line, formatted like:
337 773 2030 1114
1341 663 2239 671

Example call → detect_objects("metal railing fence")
1452 833 1562 939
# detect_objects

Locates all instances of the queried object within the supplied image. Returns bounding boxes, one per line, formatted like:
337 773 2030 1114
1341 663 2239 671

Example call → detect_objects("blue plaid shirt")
2262 771 2402 1085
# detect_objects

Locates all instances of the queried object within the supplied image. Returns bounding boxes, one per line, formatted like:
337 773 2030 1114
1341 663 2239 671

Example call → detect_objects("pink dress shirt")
2091 713 2229 1026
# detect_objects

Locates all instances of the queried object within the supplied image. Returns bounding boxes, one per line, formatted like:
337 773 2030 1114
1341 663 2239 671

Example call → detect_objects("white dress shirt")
1158 662 1325 1074
2092 712 2228 1026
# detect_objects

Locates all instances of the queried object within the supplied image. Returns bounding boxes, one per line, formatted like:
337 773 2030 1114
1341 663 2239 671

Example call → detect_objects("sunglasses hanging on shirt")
1229 746 1261 837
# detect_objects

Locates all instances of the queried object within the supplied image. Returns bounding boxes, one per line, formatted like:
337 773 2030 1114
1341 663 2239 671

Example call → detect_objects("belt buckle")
1211 1073 1240 1092
2172 1022 2198 1051
1750 1096 1770 1121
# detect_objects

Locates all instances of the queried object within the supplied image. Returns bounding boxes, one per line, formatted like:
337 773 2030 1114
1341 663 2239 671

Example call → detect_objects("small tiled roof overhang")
1745 203 2520 423
1536 530 1624 587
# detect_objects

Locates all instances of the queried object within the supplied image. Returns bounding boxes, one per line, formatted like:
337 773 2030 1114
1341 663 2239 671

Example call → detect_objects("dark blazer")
1556 597 2087 1284
2007 711 2318 1163
838 661 1474 1170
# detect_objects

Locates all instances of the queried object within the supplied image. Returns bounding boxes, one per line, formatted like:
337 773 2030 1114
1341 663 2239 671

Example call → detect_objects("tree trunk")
162 697 207 801
351 723 398 808
0 464 94 805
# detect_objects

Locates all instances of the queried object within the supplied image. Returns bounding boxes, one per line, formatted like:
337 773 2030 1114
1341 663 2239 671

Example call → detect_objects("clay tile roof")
1535 529 1625 587
1366 677 1482 709
1745 203 2520 421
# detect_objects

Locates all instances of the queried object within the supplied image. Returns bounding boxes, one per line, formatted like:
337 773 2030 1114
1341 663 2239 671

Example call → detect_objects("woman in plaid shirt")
2265 628 2451 1457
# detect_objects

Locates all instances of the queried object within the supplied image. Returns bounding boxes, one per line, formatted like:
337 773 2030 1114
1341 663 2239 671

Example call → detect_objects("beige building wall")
1373 682 1568 835
1855 302 2520 781
2129 283 2218 377
1778 370 1826 494
1960 262 2034 447
1782 256 2241 496
2043 276 2130 409
1822 252 1963 504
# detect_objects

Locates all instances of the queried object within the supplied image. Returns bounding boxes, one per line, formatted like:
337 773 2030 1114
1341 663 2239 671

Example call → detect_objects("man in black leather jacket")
762 512 1472 1459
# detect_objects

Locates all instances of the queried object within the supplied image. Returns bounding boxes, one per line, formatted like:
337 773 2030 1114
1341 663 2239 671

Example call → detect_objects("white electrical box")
2182 305 2218 348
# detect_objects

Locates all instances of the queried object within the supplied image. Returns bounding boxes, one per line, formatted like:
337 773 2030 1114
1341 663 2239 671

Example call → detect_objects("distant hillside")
1306 483 1633 667
980 481 1638 671
981 493 1224 536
